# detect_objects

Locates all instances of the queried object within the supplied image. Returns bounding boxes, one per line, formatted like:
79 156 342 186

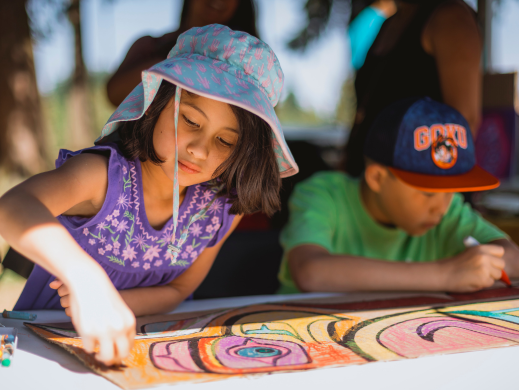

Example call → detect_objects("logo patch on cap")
431 136 457 169
413 124 468 151
413 123 467 169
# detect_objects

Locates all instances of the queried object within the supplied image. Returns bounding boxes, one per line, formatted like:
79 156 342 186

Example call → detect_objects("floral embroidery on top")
82 160 226 271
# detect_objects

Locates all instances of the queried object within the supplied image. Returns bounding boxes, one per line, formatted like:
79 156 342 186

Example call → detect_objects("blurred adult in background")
344 0 482 177
106 0 259 106
348 0 396 70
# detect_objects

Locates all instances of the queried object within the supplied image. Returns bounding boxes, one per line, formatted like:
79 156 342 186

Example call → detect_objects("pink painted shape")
214 337 308 369
151 341 203 373
379 317 519 358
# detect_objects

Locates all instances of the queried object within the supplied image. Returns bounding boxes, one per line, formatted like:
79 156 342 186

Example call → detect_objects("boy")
279 97 519 294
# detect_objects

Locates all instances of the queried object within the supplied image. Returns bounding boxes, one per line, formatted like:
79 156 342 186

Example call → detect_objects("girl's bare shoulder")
15 152 111 217
56 153 110 215
56 152 109 184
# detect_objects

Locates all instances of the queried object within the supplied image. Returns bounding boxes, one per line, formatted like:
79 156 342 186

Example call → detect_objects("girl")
0 24 298 365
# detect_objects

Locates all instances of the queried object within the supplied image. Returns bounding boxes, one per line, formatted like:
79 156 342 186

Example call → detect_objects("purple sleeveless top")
15 144 235 310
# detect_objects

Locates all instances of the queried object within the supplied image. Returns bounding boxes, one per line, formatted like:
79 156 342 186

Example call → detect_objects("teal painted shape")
448 308 519 325
236 347 281 358
243 324 298 339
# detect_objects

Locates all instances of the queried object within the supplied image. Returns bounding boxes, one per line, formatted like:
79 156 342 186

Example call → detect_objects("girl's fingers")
57 284 70 297
82 334 96 354
60 295 70 308
129 327 136 348
97 336 117 366
114 335 131 364
49 279 63 290
64 308 72 317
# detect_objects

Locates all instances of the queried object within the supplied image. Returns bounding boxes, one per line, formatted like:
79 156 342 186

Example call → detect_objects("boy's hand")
49 279 72 317
440 245 505 292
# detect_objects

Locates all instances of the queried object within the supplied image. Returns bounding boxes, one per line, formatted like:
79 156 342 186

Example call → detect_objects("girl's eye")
183 115 199 128
217 137 233 148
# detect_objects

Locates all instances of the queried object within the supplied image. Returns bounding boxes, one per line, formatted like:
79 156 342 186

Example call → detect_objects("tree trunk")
0 0 47 176
67 0 93 150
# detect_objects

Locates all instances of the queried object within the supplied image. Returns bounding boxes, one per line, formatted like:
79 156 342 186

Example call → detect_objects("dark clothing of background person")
344 0 480 177
106 0 259 107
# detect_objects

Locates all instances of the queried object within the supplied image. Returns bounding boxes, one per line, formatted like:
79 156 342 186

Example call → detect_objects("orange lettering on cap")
456 125 468 149
414 126 430 151
430 124 446 143
444 124 458 145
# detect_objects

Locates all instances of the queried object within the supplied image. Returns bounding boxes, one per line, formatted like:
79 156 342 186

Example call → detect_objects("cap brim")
388 165 500 192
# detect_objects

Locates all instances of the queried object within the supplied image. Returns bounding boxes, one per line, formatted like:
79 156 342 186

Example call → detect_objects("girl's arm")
0 154 136 365
288 243 506 293
116 215 243 316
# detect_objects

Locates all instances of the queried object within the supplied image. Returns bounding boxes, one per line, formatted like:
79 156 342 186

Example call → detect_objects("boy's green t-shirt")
278 172 507 294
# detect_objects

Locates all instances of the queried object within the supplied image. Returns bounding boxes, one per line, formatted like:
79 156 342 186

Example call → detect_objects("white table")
2 292 518 390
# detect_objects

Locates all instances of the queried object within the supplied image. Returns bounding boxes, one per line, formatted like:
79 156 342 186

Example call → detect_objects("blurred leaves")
287 0 367 52
26 0 116 41
275 90 325 125
26 0 69 41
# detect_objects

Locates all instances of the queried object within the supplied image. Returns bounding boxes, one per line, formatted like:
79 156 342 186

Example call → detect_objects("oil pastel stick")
2 310 37 321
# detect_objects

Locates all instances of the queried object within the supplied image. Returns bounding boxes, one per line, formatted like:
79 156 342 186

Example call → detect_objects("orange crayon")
501 270 512 287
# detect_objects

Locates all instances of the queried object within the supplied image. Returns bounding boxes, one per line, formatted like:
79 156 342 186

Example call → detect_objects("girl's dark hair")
118 81 281 216
180 0 259 39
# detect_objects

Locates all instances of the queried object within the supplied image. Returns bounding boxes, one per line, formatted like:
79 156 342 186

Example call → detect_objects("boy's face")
365 164 454 236
153 91 239 188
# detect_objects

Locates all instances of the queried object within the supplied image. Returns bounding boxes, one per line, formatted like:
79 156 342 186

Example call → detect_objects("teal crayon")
2 310 37 321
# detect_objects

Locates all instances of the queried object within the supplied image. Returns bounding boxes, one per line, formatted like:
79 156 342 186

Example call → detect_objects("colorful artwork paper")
25 289 519 389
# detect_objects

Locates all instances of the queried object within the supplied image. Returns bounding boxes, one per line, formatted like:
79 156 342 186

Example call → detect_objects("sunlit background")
32 0 519 114
1 0 519 308
24 0 519 168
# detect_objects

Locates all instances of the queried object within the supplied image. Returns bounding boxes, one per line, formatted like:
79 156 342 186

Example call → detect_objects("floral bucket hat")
98 23 297 177
97 24 298 259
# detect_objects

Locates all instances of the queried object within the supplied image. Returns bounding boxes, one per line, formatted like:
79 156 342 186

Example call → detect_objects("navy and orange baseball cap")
364 97 499 192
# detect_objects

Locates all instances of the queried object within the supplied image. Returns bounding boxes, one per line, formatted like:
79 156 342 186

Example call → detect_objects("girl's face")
153 91 239 188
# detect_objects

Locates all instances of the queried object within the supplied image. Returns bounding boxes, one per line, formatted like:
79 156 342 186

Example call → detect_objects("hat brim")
151 60 298 178
99 58 298 178
388 165 500 192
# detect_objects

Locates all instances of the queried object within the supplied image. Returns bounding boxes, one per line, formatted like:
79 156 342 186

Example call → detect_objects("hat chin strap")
167 86 183 258
166 86 223 265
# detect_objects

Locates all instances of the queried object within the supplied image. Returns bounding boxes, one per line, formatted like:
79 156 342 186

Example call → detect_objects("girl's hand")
54 267 136 366
49 279 72 317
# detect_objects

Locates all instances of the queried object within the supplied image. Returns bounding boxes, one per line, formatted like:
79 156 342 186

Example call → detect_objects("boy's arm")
288 243 505 293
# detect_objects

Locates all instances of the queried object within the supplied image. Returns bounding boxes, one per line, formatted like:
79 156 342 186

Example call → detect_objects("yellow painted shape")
354 309 444 361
